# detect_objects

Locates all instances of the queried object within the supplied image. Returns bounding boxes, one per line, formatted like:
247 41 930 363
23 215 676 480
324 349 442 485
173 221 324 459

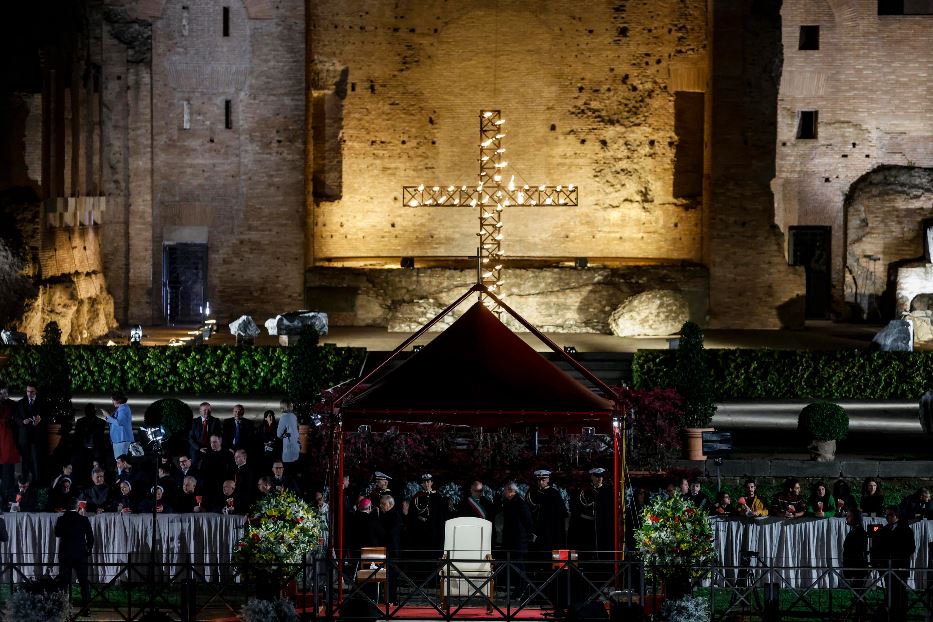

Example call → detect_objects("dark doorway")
162 243 208 325
788 226 832 319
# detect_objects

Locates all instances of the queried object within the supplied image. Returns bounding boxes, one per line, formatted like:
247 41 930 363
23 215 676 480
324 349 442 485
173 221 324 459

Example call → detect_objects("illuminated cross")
403 110 578 312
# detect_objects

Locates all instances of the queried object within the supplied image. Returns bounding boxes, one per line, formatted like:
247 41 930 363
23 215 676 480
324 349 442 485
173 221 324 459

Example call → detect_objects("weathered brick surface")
308 0 707 262
775 0 933 317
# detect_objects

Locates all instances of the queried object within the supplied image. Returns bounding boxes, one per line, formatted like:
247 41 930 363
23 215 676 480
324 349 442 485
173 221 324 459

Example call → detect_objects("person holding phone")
102 393 133 460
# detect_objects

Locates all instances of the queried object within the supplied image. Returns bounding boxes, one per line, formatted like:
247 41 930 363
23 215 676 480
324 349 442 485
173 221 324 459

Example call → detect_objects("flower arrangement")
660 594 711 622
635 492 716 589
3 575 74 622
240 596 298 622
234 491 324 579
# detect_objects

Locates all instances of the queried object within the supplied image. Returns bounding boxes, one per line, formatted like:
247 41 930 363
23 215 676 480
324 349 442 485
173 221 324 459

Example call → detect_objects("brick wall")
776 0 933 317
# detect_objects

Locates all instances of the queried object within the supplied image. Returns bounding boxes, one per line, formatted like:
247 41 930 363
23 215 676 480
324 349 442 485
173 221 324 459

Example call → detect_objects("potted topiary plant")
38 321 74 454
673 321 717 460
798 402 848 462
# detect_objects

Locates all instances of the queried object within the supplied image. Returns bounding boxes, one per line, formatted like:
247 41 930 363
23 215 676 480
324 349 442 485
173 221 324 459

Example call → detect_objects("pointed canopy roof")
339 301 614 426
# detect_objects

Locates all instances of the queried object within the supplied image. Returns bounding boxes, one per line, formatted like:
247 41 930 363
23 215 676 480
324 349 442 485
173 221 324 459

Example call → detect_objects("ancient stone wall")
307 265 708 333
705 0 806 329
775 0 933 317
147 0 306 322
306 0 710 328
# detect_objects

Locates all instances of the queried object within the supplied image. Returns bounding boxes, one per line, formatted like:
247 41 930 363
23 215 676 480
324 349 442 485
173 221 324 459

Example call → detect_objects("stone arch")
843 165 933 321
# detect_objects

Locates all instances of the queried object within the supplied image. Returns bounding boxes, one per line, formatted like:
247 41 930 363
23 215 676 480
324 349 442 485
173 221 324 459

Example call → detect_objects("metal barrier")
2 553 933 620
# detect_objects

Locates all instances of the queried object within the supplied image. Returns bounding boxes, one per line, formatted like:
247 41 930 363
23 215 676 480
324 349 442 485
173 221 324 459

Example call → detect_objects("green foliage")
38 322 73 424
240 597 298 622
5 577 74 622
673 322 716 428
143 398 193 441
0 344 364 397
798 402 849 441
660 594 711 622
287 325 326 423
234 491 323 577
634 349 933 400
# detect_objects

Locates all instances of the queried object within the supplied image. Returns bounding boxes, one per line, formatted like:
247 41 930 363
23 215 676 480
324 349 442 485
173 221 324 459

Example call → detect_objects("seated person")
49 477 76 512
772 478 805 519
833 480 856 517
256 476 274 503
79 468 112 514
807 481 835 518
688 480 711 512
859 478 885 517
213 480 247 515
710 490 736 516
738 480 769 517
138 485 174 514
51 463 74 491
901 487 932 520
10 474 41 512
176 476 203 513
270 461 300 495
111 480 135 513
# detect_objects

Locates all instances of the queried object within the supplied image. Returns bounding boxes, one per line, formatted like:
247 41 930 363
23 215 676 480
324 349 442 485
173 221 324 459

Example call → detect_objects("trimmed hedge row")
632 349 933 400
0 345 366 396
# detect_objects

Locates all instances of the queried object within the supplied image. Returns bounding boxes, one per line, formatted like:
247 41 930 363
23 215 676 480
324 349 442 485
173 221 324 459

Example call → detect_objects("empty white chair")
439 517 494 612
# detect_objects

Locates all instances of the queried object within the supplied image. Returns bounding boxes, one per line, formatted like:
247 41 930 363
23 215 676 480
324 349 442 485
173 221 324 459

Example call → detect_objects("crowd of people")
0 385 319 517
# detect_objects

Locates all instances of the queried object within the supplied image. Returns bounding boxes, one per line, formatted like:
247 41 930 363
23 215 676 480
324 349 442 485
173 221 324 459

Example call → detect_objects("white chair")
439 517 494 612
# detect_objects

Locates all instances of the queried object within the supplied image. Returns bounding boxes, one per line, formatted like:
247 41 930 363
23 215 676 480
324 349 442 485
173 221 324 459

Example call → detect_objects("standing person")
103 393 133 460
406 474 446 559
276 399 300 474
871 506 916 621
73 404 108 481
369 472 393 509
232 449 256 508
842 508 869 619
458 480 496 522
15 383 47 485
0 385 21 505
188 403 222 466
259 410 281 471
379 495 402 605
502 482 534 602
55 498 95 606
574 467 614 557
526 469 568 552
223 404 255 454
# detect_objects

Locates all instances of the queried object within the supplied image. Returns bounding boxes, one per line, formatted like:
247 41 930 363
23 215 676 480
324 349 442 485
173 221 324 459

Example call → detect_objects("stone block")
878 461 933 478
609 290 691 337
770 460 843 478
714 460 770 478
837 461 881 478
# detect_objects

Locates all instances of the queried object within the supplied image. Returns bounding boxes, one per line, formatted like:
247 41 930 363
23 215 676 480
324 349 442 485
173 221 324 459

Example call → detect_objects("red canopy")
338 301 614 427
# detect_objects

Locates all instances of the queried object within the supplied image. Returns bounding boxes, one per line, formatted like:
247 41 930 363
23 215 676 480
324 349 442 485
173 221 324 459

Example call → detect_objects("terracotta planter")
298 424 311 455
683 427 713 461
47 423 63 455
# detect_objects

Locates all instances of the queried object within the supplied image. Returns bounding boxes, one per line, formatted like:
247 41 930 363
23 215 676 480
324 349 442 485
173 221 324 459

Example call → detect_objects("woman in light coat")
276 399 300 470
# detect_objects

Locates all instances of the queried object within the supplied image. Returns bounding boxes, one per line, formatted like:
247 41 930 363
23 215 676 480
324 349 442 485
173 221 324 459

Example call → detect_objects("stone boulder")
871 319 913 351
387 299 457 333
264 311 329 337
608 290 690 337
905 310 933 345
228 315 261 340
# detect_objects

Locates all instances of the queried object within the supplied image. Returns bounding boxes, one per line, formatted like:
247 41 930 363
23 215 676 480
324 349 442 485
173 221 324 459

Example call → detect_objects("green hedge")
633 349 933 400
0 345 366 396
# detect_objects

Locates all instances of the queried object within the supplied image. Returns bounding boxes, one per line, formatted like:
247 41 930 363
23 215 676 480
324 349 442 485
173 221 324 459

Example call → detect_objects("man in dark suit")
502 482 534 601
222 404 255 454
379 494 402 604
15 383 47 485
55 498 95 605
232 449 256 508
198 435 233 505
175 454 199 489
188 402 222 465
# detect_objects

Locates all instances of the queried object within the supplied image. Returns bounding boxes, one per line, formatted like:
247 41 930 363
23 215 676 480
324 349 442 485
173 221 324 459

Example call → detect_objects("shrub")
3 576 74 622
633 349 933 401
660 594 711 622
614 387 685 472
798 402 849 441
0 344 365 397
240 597 298 622
143 398 193 441
38 321 73 424
672 322 715 428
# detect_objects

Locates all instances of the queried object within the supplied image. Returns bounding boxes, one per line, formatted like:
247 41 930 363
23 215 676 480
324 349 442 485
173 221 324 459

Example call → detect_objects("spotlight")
129 325 143 346
582 426 595 436
563 346 577 354
401 257 415 269
574 257 588 269
413 345 424 352
358 425 371 434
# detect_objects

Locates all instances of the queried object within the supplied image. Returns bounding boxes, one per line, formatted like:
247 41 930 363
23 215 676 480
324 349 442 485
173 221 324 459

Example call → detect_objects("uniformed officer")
406 473 446 558
574 467 614 557
369 471 393 510
526 469 568 552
